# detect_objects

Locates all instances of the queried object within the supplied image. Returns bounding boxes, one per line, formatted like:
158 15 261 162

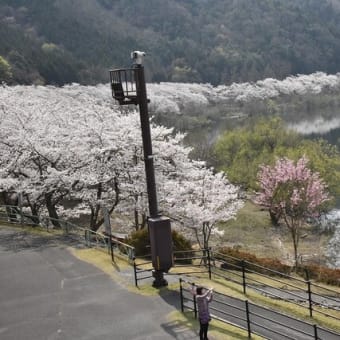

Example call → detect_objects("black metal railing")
179 279 340 340
212 251 340 321
133 249 212 287
0 205 134 263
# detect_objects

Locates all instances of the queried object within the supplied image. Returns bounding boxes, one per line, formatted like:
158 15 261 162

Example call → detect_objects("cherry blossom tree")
148 72 340 111
114 124 183 231
0 84 126 228
0 89 81 226
256 157 329 267
0 84 244 237
160 162 243 251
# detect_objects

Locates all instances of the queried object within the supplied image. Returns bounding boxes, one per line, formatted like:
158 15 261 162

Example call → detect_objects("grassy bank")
217 201 331 265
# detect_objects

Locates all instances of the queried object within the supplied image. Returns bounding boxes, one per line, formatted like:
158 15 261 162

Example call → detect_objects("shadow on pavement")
0 226 84 253
159 287 181 309
161 320 197 339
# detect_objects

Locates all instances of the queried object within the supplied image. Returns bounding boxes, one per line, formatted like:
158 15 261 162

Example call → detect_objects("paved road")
0 226 197 340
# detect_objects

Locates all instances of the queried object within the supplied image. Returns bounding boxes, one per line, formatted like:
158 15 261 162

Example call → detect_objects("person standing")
192 284 213 340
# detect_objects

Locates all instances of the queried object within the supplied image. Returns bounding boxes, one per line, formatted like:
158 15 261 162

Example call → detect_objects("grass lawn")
217 200 332 265
167 310 265 340
71 247 265 339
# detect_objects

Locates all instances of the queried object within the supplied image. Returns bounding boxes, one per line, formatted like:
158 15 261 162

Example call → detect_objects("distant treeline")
1 0 340 85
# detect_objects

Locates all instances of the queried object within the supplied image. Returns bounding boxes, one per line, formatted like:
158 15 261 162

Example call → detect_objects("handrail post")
242 260 247 294
307 280 313 317
64 221 69 235
207 247 212 280
61 220 66 235
86 229 91 247
110 237 114 262
313 324 318 340
133 259 138 287
106 235 110 254
245 300 252 339
19 193 23 227
193 283 197 319
179 278 184 312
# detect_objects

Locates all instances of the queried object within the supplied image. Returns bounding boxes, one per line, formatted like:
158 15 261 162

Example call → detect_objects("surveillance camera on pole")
131 51 146 66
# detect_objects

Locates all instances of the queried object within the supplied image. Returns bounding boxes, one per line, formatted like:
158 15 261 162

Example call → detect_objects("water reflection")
287 118 340 148
288 117 340 135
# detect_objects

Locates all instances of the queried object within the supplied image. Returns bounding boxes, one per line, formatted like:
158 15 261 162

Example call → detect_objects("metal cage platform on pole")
109 68 139 105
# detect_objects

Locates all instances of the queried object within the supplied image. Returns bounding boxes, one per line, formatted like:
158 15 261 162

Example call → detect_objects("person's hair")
196 286 203 295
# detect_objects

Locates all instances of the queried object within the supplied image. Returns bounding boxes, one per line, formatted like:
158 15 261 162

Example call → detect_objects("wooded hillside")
1 0 340 85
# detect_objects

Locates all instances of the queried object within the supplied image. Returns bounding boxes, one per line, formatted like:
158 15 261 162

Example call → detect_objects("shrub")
125 228 150 257
297 264 340 286
255 258 291 276
125 228 193 263
217 246 291 276
217 246 259 270
172 230 193 264
217 246 340 286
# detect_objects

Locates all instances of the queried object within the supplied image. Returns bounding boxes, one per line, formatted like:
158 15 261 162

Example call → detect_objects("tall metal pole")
110 52 173 288
134 56 173 287
134 64 158 218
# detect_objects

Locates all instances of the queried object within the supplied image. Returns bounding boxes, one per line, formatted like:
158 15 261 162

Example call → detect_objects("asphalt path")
0 226 197 340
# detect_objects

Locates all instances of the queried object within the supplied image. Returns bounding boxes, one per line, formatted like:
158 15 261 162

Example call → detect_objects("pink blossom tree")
256 157 329 268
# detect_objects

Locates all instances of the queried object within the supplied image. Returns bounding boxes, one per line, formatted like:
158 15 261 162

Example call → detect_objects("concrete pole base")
152 270 168 288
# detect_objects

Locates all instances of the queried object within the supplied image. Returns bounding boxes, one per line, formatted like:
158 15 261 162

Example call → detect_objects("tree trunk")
25 195 41 225
283 213 301 270
141 213 147 229
90 204 100 231
290 223 300 270
134 208 139 230
199 222 208 265
27 204 41 225
269 208 281 226
45 193 60 228
89 178 120 232
292 231 299 269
